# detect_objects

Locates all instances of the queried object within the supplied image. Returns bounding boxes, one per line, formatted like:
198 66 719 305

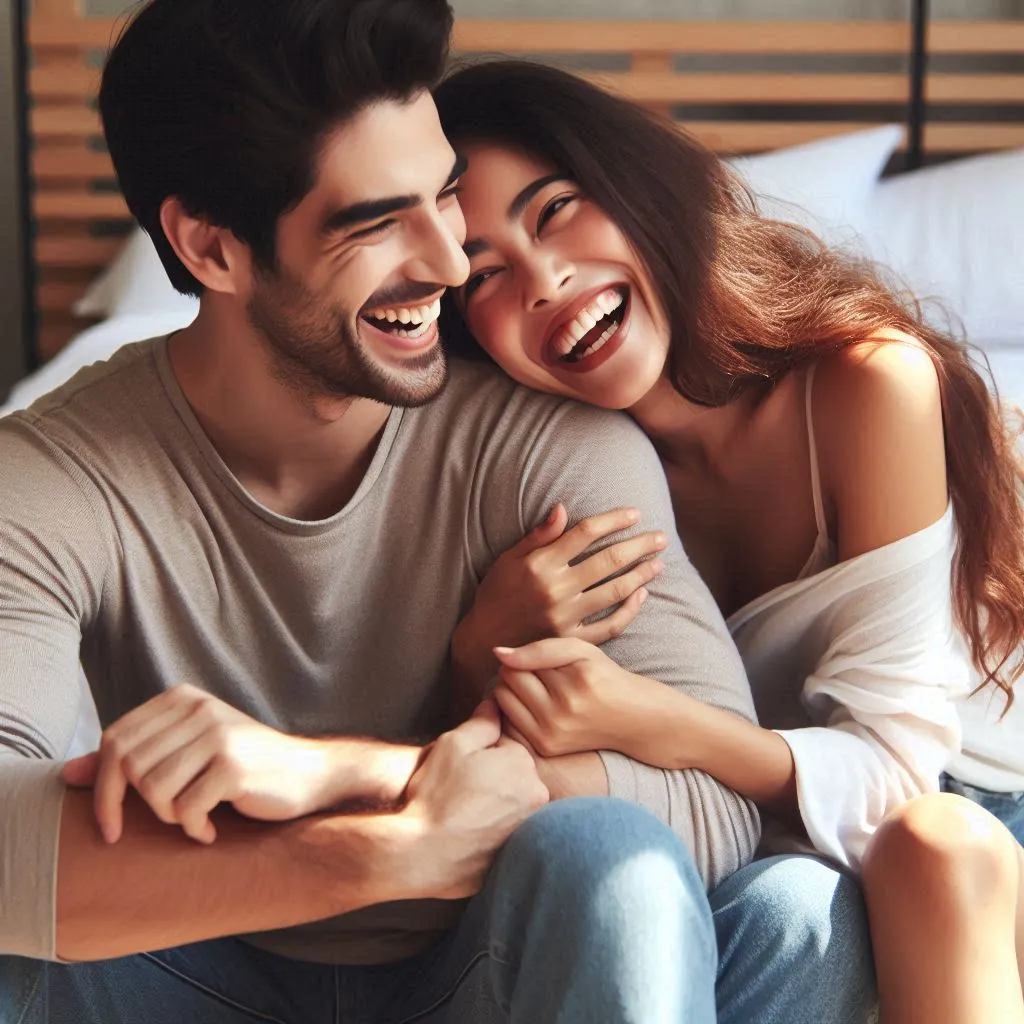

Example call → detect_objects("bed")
9 6 1024 754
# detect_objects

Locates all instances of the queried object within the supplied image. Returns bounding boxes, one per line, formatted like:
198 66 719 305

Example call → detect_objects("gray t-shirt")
0 338 759 964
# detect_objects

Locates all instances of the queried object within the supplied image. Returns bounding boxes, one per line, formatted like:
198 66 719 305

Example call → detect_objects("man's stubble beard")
247 269 449 408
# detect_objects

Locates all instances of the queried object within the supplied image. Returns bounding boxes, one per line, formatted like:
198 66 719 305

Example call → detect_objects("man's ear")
159 196 253 297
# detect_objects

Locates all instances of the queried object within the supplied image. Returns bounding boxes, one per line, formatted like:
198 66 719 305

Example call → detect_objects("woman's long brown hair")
435 60 1024 706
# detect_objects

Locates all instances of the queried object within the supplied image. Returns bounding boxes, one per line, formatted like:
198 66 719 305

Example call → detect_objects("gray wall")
2 0 1021 396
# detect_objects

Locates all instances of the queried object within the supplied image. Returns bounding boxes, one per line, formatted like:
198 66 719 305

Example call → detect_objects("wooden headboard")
24 2 1024 361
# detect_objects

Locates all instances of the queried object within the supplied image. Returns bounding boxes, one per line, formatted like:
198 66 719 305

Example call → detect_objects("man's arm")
47 703 547 962
487 393 761 889
55 787 407 961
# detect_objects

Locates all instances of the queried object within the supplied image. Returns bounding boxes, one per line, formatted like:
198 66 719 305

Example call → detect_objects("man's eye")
350 219 396 240
439 184 463 203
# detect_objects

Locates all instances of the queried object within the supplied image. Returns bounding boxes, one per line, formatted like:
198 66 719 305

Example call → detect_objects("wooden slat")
452 20 910 55
678 120 905 154
30 106 103 140
927 74 1024 104
588 71 909 105
29 64 101 101
33 0 83 18
924 123 1024 152
37 281 90 314
37 315 93 360
29 18 121 49
35 236 122 269
929 21 1024 54
33 191 130 220
32 145 115 182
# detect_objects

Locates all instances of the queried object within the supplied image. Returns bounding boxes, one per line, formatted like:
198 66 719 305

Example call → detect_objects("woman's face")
454 144 670 409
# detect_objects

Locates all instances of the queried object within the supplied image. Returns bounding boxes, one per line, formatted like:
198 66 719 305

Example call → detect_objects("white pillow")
73 227 199 320
730 125 904 249
862 148 1024 347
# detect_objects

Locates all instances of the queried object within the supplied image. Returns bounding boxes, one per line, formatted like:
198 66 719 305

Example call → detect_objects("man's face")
248 91 469 406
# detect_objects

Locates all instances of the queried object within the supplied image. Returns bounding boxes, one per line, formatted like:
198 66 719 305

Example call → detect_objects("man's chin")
325 339 449 408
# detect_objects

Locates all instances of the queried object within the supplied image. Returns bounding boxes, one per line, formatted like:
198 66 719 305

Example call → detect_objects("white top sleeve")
774 506 971 869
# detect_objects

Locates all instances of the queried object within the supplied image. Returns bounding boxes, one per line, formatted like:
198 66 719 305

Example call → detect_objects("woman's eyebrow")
507 174 568 221
462 173 571 259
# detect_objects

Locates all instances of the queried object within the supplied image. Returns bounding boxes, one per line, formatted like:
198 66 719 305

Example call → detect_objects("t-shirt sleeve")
0 417 111 959
486 393 761 890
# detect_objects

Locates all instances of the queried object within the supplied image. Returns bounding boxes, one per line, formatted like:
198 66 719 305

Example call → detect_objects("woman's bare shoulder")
811 332 949 560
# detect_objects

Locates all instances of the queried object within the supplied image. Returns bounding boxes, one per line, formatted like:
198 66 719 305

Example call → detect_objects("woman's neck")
628 375 760 477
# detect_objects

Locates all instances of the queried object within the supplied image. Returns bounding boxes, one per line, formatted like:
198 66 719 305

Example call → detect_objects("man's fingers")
135 730 222 825
62 751 101 788
94 744 130 844
493 637 593 671
447 704 502 751
470 698 501 723
175 766 228 845
119 710 213 791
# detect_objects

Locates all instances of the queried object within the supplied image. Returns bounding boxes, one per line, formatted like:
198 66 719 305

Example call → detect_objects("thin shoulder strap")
804 363 828 538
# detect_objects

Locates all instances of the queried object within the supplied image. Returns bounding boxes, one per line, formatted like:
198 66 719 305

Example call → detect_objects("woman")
433 61 1024 1023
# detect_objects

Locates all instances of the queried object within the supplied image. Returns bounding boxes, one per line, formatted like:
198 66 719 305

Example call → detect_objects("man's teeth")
365 297 442 328
553 288 625 358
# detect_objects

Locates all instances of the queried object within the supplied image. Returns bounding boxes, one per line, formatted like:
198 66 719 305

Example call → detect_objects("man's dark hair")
100 0 454 296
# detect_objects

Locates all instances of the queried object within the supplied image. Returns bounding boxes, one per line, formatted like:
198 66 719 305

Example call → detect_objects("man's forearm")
55 788 409 962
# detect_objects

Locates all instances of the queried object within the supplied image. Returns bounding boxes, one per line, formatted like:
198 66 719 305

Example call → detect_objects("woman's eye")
538 195 579 232
465 269 497 299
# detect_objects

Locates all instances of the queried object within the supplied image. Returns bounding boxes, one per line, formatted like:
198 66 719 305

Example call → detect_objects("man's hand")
63 684 420 845
394 700 550 900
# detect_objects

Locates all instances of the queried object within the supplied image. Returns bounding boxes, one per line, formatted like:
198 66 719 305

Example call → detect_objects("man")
0 0 876 1020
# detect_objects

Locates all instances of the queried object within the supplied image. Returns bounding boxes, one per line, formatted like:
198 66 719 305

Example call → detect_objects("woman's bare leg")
862 792 1023 1024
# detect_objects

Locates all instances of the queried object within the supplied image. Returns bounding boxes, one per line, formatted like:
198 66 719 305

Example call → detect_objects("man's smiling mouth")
361 298 442 340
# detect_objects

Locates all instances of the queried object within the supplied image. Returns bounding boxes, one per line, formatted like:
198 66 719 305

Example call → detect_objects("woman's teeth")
553 288 626 361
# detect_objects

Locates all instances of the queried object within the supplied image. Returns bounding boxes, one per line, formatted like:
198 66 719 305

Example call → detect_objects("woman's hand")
451 505 666 715
491 637 662 758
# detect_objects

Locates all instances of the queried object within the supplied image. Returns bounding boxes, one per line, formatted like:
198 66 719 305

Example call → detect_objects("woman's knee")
863 793 1019 910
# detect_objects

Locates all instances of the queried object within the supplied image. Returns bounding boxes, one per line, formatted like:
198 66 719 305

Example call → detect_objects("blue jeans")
941 773 1024 846
0 798 877 1023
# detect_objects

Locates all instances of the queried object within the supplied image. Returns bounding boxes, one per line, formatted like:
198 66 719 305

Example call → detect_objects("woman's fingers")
494 637 595 671
493 680 545 749
576 587 650 645
568 531 667 592
574 555 662 620
546 508 642 564
512 503 569 555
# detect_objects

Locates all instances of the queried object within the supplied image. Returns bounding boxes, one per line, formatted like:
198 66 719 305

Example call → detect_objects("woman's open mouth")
548 286 630 367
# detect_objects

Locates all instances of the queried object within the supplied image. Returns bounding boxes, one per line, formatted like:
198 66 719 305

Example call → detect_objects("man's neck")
167 303 392 521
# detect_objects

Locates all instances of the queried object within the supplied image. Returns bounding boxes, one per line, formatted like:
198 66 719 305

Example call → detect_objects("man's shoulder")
435 358 651 454
12 339 159 426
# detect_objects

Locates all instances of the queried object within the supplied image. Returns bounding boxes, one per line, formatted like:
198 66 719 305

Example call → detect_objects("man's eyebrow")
321 155 468 236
